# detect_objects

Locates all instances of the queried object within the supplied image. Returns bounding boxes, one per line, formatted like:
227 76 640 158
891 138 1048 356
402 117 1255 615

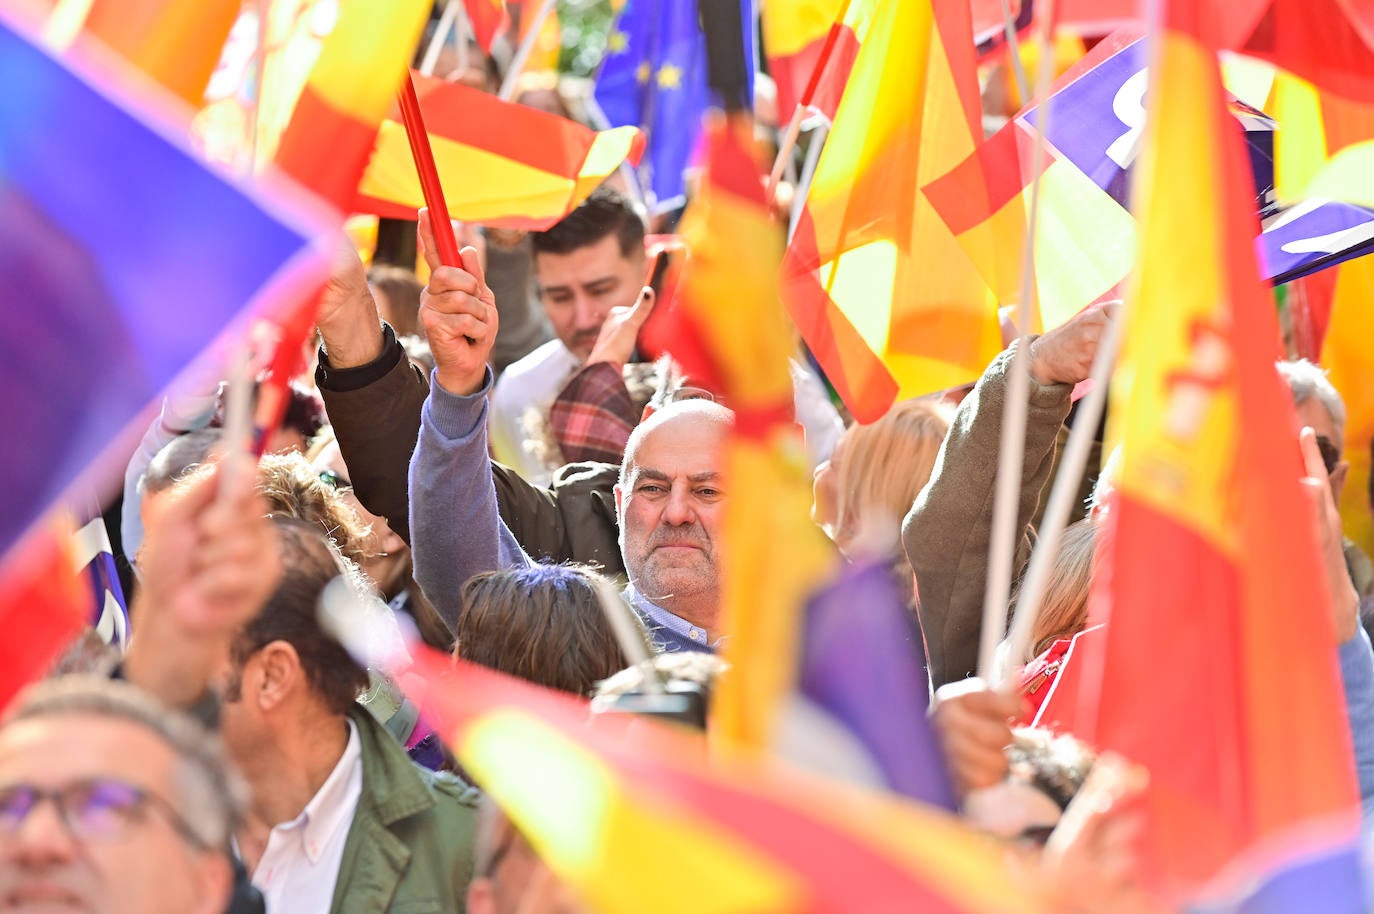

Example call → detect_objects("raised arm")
903 303 1115 688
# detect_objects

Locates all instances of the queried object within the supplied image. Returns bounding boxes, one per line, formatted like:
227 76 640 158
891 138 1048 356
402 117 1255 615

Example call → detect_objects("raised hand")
417 208 498 397
1028 300 1120 387
932 678 1027 797
316 232 385 369
1301 426 1360 643
586 286 655 368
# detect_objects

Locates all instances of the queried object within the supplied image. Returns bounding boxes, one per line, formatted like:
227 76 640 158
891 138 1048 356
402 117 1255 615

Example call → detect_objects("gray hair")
1278 359 1346 441
590 651 728 711
4 676 246 851
616 399 734 491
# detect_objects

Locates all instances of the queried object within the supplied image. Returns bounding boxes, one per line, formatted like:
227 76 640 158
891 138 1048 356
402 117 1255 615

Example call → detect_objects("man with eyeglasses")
1278 359 1374 606
0 677 242 914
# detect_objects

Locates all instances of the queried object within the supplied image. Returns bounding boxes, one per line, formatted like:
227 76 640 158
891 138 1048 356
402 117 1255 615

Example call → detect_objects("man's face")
616 411 728 626
534 234 644 361
0 714 228 914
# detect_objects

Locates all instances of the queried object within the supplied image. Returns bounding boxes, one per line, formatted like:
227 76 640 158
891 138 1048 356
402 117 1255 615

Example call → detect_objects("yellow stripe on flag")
1322 256 1374 562
305 2 428 123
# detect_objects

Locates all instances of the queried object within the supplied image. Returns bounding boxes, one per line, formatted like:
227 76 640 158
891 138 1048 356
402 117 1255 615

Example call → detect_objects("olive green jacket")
329 705 480 914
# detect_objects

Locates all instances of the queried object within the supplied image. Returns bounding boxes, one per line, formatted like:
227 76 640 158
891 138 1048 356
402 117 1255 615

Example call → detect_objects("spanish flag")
762 0 863 119
406 648 1048 914
657 115 834 750
0 521 86 714
1321 256 1374 573
81 0 240 105
356 73 645 230
1267 68 1374 207
1089 0 1361 898
272 2 429 213
782 0 1001 423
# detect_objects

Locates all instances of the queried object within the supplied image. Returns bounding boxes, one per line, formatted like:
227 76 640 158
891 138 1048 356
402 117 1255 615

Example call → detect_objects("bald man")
405 215 728 652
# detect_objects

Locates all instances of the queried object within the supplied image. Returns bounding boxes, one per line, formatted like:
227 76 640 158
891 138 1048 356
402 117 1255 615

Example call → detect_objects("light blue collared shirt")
624 583 714 653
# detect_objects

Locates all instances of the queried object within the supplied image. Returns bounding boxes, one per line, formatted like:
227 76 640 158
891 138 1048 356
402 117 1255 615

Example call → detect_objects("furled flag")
73 512 128 649
0 11 329 562
782 0 1001 423
403 647 1049 914
272 1 430 214
1087 0 1364 902
356 73 645 229
592 0 756 211
464 0 509 54
81 0 241 105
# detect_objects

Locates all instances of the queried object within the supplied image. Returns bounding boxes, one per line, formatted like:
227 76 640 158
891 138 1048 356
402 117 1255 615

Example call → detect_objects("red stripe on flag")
273 87 386 214
0 529 86 714
923 120 1043 236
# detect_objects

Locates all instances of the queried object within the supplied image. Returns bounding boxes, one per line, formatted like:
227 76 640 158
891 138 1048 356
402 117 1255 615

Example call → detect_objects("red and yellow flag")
406 648 1047 914
0 519 86 714
1321 256 1374 565
781 0 1001 423
356 73 644 230
272 2 429 213
1090 0 1361 897
81 0 240 105
762 0 863 119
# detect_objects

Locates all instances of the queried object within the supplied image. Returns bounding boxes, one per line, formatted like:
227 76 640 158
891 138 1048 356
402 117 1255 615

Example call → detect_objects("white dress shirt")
251 719 363 913
489 338 582 487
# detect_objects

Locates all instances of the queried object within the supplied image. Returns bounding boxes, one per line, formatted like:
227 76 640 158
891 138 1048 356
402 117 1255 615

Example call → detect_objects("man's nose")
661 486 695 526
573 294 603 329
7 798 78 867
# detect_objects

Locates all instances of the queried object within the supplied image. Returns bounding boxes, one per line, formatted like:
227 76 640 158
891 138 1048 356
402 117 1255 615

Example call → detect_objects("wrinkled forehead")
622 407 731 482
0 714 176 788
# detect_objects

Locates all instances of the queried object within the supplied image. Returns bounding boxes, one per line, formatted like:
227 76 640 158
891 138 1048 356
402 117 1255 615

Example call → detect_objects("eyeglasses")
0 778 209 850
666 387 720 406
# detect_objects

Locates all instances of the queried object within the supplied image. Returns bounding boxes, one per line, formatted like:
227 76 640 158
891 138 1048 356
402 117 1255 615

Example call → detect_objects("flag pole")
397 72 464 267
420 0 461 76
765 0 855 201
788 123 827 242
998 0 1032 105
998 303 1124 680
976 0 1060 682
498 0 557 101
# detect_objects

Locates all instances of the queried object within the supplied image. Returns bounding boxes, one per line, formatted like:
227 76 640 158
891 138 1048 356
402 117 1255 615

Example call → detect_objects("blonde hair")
832 398 952 556
1015 518 1097 662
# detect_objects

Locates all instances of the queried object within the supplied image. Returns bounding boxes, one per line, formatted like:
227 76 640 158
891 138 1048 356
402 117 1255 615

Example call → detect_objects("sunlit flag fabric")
1321 256 1374 578
272 1 430 214
1087 0 1364 901
0 13 329 565
0 523 87 714
81 0 240 105
762 0 863 120
592 0 755 211
403 647 1049 914
782 0 1001 424
356 73 645 229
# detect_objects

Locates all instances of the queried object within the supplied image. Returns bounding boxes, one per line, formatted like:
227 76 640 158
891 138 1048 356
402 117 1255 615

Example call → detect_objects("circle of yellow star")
607 30 628 54
635 61 652 84
656 63 683 90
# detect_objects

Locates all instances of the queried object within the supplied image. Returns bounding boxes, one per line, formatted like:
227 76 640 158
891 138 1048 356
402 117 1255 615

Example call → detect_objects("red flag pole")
397 72 463 267
765 0 855 201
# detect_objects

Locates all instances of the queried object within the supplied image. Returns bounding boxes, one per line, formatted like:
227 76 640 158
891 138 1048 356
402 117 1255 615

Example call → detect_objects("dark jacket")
330 704 481 914
900 342 1073 689
316 326 623 574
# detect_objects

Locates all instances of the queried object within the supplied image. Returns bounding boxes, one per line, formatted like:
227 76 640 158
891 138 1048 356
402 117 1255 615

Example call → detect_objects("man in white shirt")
219 518 479 914
489 188 647 485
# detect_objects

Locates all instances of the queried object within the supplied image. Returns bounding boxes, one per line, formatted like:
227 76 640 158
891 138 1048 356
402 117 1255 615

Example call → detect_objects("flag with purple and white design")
72 513 127 649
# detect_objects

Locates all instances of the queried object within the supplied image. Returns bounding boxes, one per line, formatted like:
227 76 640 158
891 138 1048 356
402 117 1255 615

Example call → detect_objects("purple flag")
0 13 329 563
796 561 956 810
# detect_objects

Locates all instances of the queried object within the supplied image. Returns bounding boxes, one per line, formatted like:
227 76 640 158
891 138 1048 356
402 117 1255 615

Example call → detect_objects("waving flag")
0 524 87 714
464 0 509 53
272 1 430 213
1321 256 1374 569
82 0 240 105
74 513 128 649
357 73 645 229
1088 0 1363 900
405 647 1048 914
592 0 755 210
782 0 1000 423
762 0 864 119
0 12 329 565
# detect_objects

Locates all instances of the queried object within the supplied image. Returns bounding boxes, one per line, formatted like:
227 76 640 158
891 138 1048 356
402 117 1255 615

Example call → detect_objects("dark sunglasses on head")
0 778 208 850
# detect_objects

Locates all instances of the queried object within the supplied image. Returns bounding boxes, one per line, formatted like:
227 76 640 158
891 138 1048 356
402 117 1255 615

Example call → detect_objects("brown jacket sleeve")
901 341 1073 689
319 326 623 568
317 325 429 544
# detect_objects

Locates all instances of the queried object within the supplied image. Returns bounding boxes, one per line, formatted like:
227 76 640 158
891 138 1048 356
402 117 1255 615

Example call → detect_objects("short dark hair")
454 564 629 696
367 264 424 338
530 187 645 261
228 518 368 715
212 382 325 445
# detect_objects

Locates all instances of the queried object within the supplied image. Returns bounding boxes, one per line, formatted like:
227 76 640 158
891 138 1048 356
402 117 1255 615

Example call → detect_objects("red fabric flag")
464 0 509 53
1088 0 1361 898
0 523 87 714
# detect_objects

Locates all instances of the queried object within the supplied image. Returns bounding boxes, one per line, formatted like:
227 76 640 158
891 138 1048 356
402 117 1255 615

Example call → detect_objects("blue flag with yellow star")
592 0 755 211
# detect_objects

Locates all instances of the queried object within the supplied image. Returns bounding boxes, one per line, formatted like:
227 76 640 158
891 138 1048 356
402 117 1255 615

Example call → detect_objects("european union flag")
593 0 755 211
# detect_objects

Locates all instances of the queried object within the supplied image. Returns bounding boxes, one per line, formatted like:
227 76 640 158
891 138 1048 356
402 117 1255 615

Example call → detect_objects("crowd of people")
4 6 1374 914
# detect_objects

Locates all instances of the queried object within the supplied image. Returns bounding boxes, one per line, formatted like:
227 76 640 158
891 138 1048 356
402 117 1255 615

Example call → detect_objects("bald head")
619 399 733 489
